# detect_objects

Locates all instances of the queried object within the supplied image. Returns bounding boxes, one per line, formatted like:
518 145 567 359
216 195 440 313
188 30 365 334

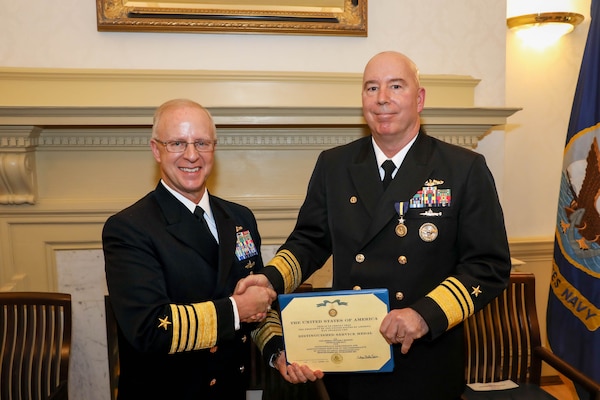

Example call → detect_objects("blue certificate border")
279 288 394 373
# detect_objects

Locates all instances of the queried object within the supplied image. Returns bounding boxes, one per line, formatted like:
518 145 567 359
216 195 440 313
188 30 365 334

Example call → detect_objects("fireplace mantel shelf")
0 104 518 206
0 105 518 127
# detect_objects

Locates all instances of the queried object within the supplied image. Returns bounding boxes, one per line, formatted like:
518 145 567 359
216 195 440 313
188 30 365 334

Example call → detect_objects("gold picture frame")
96 0 367 36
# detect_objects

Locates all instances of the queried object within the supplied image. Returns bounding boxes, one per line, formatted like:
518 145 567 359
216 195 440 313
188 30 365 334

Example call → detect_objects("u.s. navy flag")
549 0 600 386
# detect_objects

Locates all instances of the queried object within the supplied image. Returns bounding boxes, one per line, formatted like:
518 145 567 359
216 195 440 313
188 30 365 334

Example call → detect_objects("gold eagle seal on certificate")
331 353 343 364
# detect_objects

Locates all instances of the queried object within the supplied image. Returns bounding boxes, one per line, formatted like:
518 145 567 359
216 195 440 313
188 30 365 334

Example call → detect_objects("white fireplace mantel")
0 105 517 206
0 105 516 126
0 68 519 292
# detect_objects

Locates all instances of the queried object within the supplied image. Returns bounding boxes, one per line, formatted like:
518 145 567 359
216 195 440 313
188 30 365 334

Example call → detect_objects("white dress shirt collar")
372 134 418 179
159 180 213 220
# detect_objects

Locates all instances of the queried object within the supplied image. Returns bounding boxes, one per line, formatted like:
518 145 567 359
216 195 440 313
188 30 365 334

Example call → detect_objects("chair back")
104 296 119 400
0 292 72 400
464 273 542 385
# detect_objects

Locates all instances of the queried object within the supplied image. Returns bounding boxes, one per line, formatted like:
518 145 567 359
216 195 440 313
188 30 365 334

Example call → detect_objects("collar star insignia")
471 285 482 297
158 315 172 330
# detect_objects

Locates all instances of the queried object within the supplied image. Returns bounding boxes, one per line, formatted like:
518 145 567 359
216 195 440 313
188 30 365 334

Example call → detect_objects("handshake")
233 273 325 384
233 274 276 323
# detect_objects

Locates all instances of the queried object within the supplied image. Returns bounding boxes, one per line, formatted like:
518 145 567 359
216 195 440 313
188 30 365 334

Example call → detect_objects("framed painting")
96 0 367 36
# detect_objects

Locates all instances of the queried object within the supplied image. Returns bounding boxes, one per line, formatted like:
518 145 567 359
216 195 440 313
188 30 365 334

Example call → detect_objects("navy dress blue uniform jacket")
103 183 264 400
257 132 511 400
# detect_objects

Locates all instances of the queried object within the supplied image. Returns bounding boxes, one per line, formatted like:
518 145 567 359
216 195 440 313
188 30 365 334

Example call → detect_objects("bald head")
361 51 425 155
152 99 216 140
363 51 421 88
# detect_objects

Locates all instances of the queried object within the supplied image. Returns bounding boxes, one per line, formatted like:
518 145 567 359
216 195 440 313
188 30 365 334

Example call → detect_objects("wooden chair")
104 296 119 400
0 292 72 400
463 272 600 400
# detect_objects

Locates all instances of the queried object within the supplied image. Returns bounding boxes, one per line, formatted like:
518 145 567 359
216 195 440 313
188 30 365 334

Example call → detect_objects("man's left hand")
380 308 429 354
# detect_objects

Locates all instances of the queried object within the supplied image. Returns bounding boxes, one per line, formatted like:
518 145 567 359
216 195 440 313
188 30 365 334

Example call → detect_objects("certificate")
278 288 393 373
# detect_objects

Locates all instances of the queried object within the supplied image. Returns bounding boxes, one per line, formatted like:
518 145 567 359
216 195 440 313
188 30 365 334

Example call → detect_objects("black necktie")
194 206 217 243
194 206 219 266
382 160 396 190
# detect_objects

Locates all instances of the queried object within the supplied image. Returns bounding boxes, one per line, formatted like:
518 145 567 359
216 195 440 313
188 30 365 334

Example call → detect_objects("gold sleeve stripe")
169 304 180 354
178 305 190 352
425 277 474 330
191 302 217 350
269 250 302 293
185 305 197 352
168 302 217 354
251 309 283 353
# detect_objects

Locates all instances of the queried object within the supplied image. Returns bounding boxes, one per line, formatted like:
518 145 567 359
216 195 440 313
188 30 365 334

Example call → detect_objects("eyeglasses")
153 139 217 153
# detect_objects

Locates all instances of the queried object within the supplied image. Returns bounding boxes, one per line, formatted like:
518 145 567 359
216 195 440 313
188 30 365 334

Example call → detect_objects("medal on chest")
394 201 409 237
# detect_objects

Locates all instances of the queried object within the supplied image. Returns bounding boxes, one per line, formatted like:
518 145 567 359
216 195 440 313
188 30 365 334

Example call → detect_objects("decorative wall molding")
0 105 518 206
0 126 41 204
0 107 518 150
0 105 516 129
0 68 480 108
509 238 554 263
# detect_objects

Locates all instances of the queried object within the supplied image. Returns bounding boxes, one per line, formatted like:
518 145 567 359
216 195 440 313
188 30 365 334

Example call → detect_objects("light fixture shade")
507 11 584 32
507 12 584 47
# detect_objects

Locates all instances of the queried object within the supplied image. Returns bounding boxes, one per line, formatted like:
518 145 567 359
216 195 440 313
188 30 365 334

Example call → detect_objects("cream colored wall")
1 2 506 103
1 0 507 212
505 1 591 239
504 0 592 351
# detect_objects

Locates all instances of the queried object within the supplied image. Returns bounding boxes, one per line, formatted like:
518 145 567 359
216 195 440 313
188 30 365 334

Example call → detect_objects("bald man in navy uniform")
248 52 511 400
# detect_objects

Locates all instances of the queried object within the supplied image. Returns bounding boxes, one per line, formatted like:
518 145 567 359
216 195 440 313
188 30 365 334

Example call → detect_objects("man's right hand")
274 350 324 384
232 281 276 322
234 274 273 294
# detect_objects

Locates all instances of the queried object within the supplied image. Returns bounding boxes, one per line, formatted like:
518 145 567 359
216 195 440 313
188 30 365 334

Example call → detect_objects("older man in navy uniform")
247 51 511 400
103 99 276 400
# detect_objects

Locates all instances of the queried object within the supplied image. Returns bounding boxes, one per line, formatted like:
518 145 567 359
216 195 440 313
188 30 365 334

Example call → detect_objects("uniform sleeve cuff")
229 296 240 330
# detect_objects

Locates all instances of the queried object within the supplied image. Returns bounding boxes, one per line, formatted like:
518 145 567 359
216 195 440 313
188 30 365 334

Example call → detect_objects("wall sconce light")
507 12 584 47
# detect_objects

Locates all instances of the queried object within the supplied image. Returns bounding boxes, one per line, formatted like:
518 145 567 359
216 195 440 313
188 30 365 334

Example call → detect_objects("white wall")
0 1 506 112
0 0 512 219
505 1 591 239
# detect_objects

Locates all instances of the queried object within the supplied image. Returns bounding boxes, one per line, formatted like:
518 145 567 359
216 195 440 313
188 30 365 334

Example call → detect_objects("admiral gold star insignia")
471 285 482 297
158 315 172 330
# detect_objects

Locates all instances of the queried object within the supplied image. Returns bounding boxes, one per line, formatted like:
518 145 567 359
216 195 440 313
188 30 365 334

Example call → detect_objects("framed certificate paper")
278 288 393 373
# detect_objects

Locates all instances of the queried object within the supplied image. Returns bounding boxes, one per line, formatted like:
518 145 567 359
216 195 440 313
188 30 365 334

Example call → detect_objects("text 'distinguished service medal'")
394 202 409 237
